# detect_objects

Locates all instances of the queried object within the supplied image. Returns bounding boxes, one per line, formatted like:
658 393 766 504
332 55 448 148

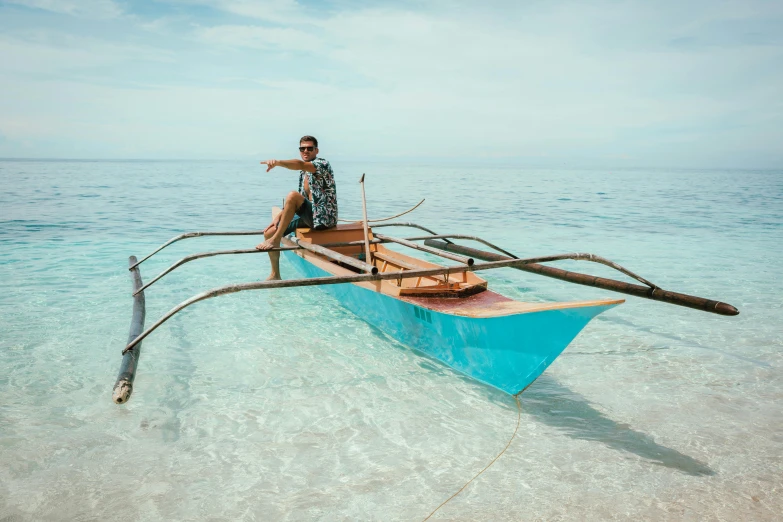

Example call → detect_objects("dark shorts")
283 198 318 236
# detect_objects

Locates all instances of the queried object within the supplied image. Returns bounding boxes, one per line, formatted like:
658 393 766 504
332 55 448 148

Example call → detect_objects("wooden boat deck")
290 220 624 318
293 219 485 294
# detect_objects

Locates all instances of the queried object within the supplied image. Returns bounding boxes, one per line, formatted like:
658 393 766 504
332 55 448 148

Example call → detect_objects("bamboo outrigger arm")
130 232 477 298
134 246 297 296
338 198 426 223
133 239 387 296
407 235 656 289
130 234 485 297
370 224 726 312
121 252 662 355
372 222 451 241
404 234 519 259
130 230 268 270
424 239 739 316
112 256 146 404
130 208 426 271
129 222 444 272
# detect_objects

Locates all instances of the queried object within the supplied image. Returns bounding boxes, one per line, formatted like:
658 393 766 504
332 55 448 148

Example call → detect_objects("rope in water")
422 394 522 521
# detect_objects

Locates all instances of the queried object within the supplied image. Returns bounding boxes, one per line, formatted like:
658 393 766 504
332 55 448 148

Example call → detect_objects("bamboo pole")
292 237 377 274
374 233 474 266
358 174 373 265
424 239 739 317
112 256 146 404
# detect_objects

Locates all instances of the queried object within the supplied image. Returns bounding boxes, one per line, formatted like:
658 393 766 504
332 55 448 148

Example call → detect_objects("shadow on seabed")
515 374 715 477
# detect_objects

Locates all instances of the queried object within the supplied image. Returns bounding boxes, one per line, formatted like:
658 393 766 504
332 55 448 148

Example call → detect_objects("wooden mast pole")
359 174 373 265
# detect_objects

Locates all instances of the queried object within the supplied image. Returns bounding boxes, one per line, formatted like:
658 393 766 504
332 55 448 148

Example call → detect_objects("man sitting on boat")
255 135 338 280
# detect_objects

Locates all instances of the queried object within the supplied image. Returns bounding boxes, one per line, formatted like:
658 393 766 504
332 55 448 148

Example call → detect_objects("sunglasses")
299 146 315 152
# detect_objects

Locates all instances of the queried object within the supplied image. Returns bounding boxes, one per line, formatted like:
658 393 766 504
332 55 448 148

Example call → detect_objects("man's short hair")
300 135 318 147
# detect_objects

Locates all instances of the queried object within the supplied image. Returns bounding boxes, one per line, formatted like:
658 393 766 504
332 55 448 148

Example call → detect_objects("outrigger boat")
113 176 738 404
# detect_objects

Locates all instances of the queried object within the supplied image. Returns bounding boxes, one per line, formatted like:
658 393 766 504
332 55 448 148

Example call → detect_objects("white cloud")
167 0 302 24
0 33 176 77
4 0 123 18
0 0 781 166
213 0 301 22
196 24 321 52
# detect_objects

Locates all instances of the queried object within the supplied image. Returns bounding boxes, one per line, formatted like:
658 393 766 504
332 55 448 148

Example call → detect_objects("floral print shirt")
298 157 338 229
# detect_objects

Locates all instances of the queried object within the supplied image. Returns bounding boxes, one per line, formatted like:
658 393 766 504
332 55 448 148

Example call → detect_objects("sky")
0 0 781 167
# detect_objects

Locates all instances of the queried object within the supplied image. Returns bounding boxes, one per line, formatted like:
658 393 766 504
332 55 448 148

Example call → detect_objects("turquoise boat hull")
284 250 618 395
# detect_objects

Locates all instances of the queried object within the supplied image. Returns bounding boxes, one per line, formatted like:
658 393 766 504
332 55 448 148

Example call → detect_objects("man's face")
299 141 317 161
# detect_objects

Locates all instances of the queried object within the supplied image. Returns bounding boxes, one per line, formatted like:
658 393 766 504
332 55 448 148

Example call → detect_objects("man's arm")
261 159 316 173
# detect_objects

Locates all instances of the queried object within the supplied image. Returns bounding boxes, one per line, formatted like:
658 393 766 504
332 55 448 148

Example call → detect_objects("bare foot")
265 273 281 281
255 238 280 251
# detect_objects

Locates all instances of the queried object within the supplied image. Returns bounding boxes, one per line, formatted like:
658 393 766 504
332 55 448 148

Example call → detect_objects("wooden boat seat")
372 249 487 298
297 222 365 233
373 251 447 283
295 222 373 258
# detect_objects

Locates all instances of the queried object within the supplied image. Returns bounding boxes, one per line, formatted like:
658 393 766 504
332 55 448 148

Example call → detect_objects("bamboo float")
112 256 146 404
424 239 739 316
122 251 638 354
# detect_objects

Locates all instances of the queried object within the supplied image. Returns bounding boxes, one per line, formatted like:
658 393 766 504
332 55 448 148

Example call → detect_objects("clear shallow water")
0 159 781 520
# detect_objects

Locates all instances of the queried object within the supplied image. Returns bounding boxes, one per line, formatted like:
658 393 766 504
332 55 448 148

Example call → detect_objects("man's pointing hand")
260 159 277 172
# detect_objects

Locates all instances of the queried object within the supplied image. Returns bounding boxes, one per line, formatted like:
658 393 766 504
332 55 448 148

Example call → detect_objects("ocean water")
0 159 781 521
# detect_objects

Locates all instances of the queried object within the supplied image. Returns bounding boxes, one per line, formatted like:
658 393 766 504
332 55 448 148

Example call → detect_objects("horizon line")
0 157 780 171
